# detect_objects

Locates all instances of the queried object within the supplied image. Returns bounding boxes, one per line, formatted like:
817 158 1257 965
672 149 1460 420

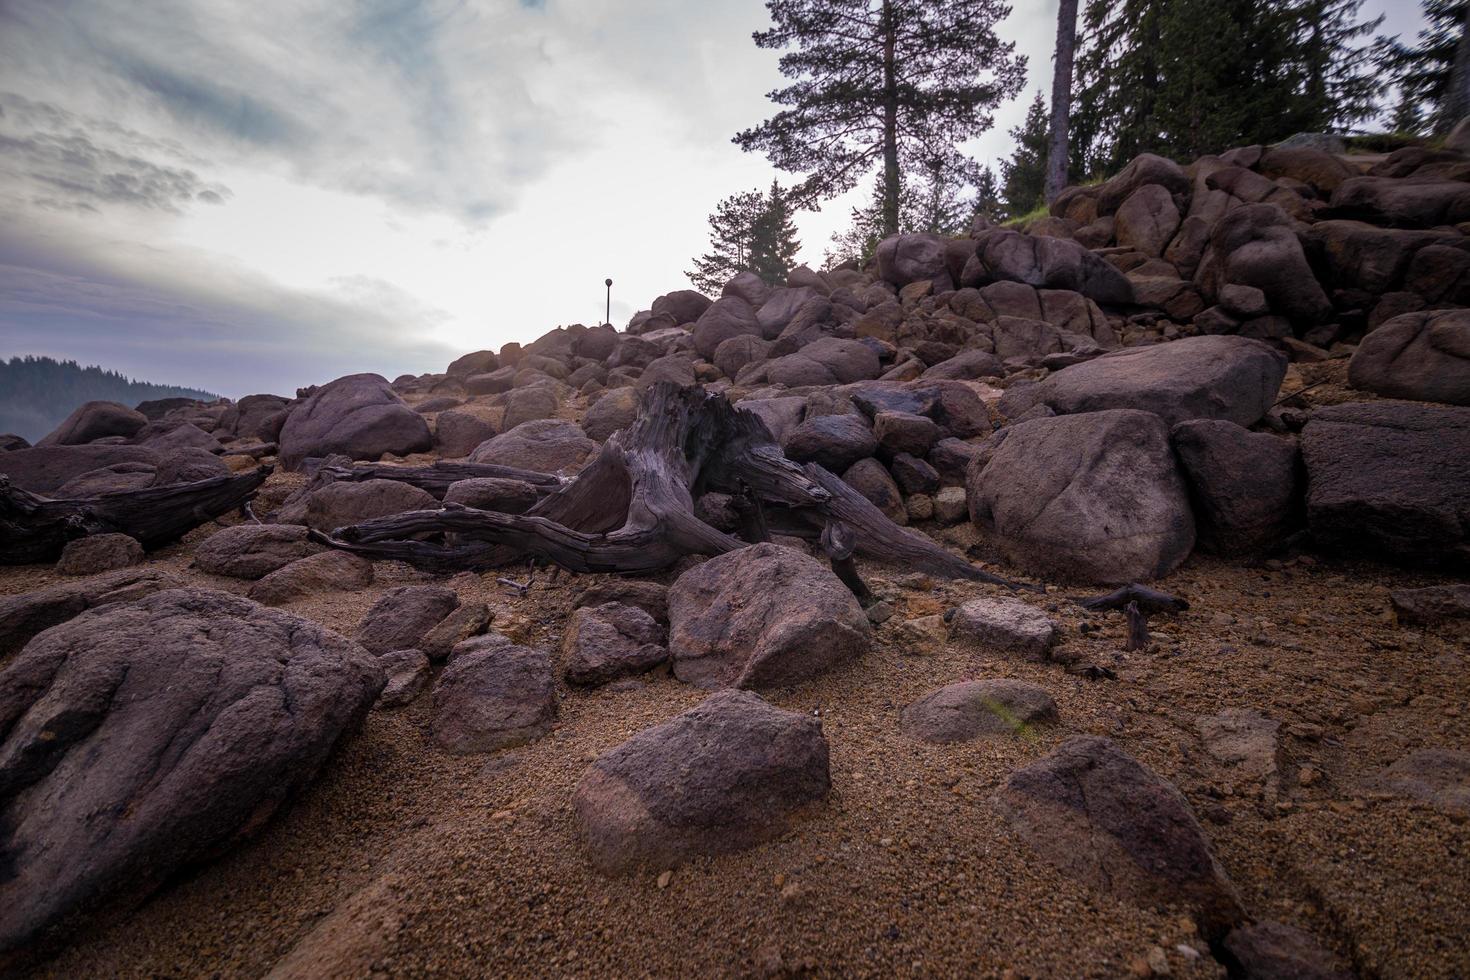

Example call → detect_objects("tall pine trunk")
881 0 900 237
1045 0 1079 203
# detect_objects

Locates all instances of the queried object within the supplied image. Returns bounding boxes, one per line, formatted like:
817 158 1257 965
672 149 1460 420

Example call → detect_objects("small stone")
656 870 672 890
948 597 1059 660
933 486 968 524
865 601 895 625
376 648 431 709
55 534 144 576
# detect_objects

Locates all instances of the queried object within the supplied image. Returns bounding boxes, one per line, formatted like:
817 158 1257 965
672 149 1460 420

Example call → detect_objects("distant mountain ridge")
0 356 220 443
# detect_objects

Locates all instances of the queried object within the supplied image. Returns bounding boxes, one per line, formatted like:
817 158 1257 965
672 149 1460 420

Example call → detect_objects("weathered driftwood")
319 383 1024 588
0 468 271 565
1124 600 1149 651
310 459 561 498
1074 583 1189 614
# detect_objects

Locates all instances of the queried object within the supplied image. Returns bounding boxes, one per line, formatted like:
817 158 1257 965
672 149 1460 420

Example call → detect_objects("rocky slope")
0 134 1467 979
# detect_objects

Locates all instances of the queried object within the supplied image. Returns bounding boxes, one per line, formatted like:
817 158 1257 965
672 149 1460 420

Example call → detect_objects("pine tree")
1046 0 1080 203
973 165 1004 223
1380 0 1470 133
686 189 766 294
735 0 1026 238
749 180 803 284
1073 0 1386 175
1000 92 1049 218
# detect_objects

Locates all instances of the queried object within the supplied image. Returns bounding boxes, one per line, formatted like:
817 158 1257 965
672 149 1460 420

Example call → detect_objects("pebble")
656 871 672 889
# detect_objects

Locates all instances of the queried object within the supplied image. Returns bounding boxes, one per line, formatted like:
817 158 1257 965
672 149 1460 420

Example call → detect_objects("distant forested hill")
0 356 220 443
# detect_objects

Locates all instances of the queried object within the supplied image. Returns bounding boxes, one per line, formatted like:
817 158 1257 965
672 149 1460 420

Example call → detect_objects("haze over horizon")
0 0 1426 400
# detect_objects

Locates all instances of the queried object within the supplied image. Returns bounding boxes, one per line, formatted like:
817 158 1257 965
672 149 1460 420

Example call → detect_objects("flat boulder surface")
997 736 1244 937
55 533 144 576
469 419 596 474
948 597 1059 659
1301 401 1470 566
303 479 438 532
0 588 383 951
431 635 555 753
573 689 830 873
279 374 431 470
967 409 1196 584
247 551 375 606
0 444 160 495
194 524 322 579
668 543 871 689
1014 336 1287 427
356 585 459 655
901 679 1058 743
1348 309 1470 406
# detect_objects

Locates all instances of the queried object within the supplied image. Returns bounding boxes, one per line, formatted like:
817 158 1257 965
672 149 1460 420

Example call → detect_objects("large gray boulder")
573 689 830 872
668 543 871 689
1195 203 1332 324
0 567 182 659
971 229 1134 305
1172 420 1302 555
691 296 762 360
36 400 147 447
278 374 431 470
583 387 640 442
782 413 878 472
764 337 882 387
1348 310 1470 406
1301 401 1470 566
997 736 1245 938
877 233 951 288
0 589 383 951
1007 335 1286 428
194 524 322 579
0 445 160 495
967 409 1195 584
469 419 597 473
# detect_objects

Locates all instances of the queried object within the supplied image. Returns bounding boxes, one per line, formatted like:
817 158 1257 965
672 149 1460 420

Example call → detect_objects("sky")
0 0 1430 399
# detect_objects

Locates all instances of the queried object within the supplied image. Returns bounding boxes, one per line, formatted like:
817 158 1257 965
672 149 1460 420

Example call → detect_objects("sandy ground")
2 486 1467 978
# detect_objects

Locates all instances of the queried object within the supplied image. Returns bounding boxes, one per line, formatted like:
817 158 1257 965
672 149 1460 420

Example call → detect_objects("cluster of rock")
1 133 1466 973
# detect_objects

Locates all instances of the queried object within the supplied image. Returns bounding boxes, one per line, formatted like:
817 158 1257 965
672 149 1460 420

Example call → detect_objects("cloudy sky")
0 0 1426 399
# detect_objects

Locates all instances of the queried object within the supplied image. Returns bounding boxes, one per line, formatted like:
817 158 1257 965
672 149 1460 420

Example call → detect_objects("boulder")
0 445 160 495
36 400 147 447
997 736 1245 937
1390 584 1470 625
873 410 940 457
921 349 1004 381
948 597 1059 659
901 679 1058 743
782 413 878 472
54 533 144 576
1171 420 1301 555
0 589 383 950
572 689 830 872
972 229 1134 305
1221 921 1352 980
1114 184 1182 257
376 648 432 709
1095 153 1192 215
1015 335 1286 428
877 233 950 288
713 334 773 380
445 349 499 377
765 337 881 387
756 287 824 338
573 580 670 623
469 419 597 473
278 374 431 470
442 477 539 514
1195 204 1331 324
431 635 556 753
651 289 713 325
419 601 493 662
303 479 438 532
722 271 773 309
562 601 668 686
1329 175 1470 228
736 396 807 443
692 297 762 360
967 409 1195 584
668 543 871 689
247 551 375 605
1368 748 1470 817
1348 310 1470 406
194 524 321 579
355 585 460 655
583 387 640 442
0 568 183 659
840 457 907 524
1301 401 1470 566
637 354 697 389
433 410 498 458
152 447 230 485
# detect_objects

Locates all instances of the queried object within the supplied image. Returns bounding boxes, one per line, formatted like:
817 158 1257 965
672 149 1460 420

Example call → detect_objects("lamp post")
604 278 613 327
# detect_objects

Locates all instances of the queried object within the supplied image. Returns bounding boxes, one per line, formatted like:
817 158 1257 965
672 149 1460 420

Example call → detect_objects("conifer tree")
687 184 803 293
735 0 1026 237
749 180 803 284
1000 92 1049 217
1380 0 1470 132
